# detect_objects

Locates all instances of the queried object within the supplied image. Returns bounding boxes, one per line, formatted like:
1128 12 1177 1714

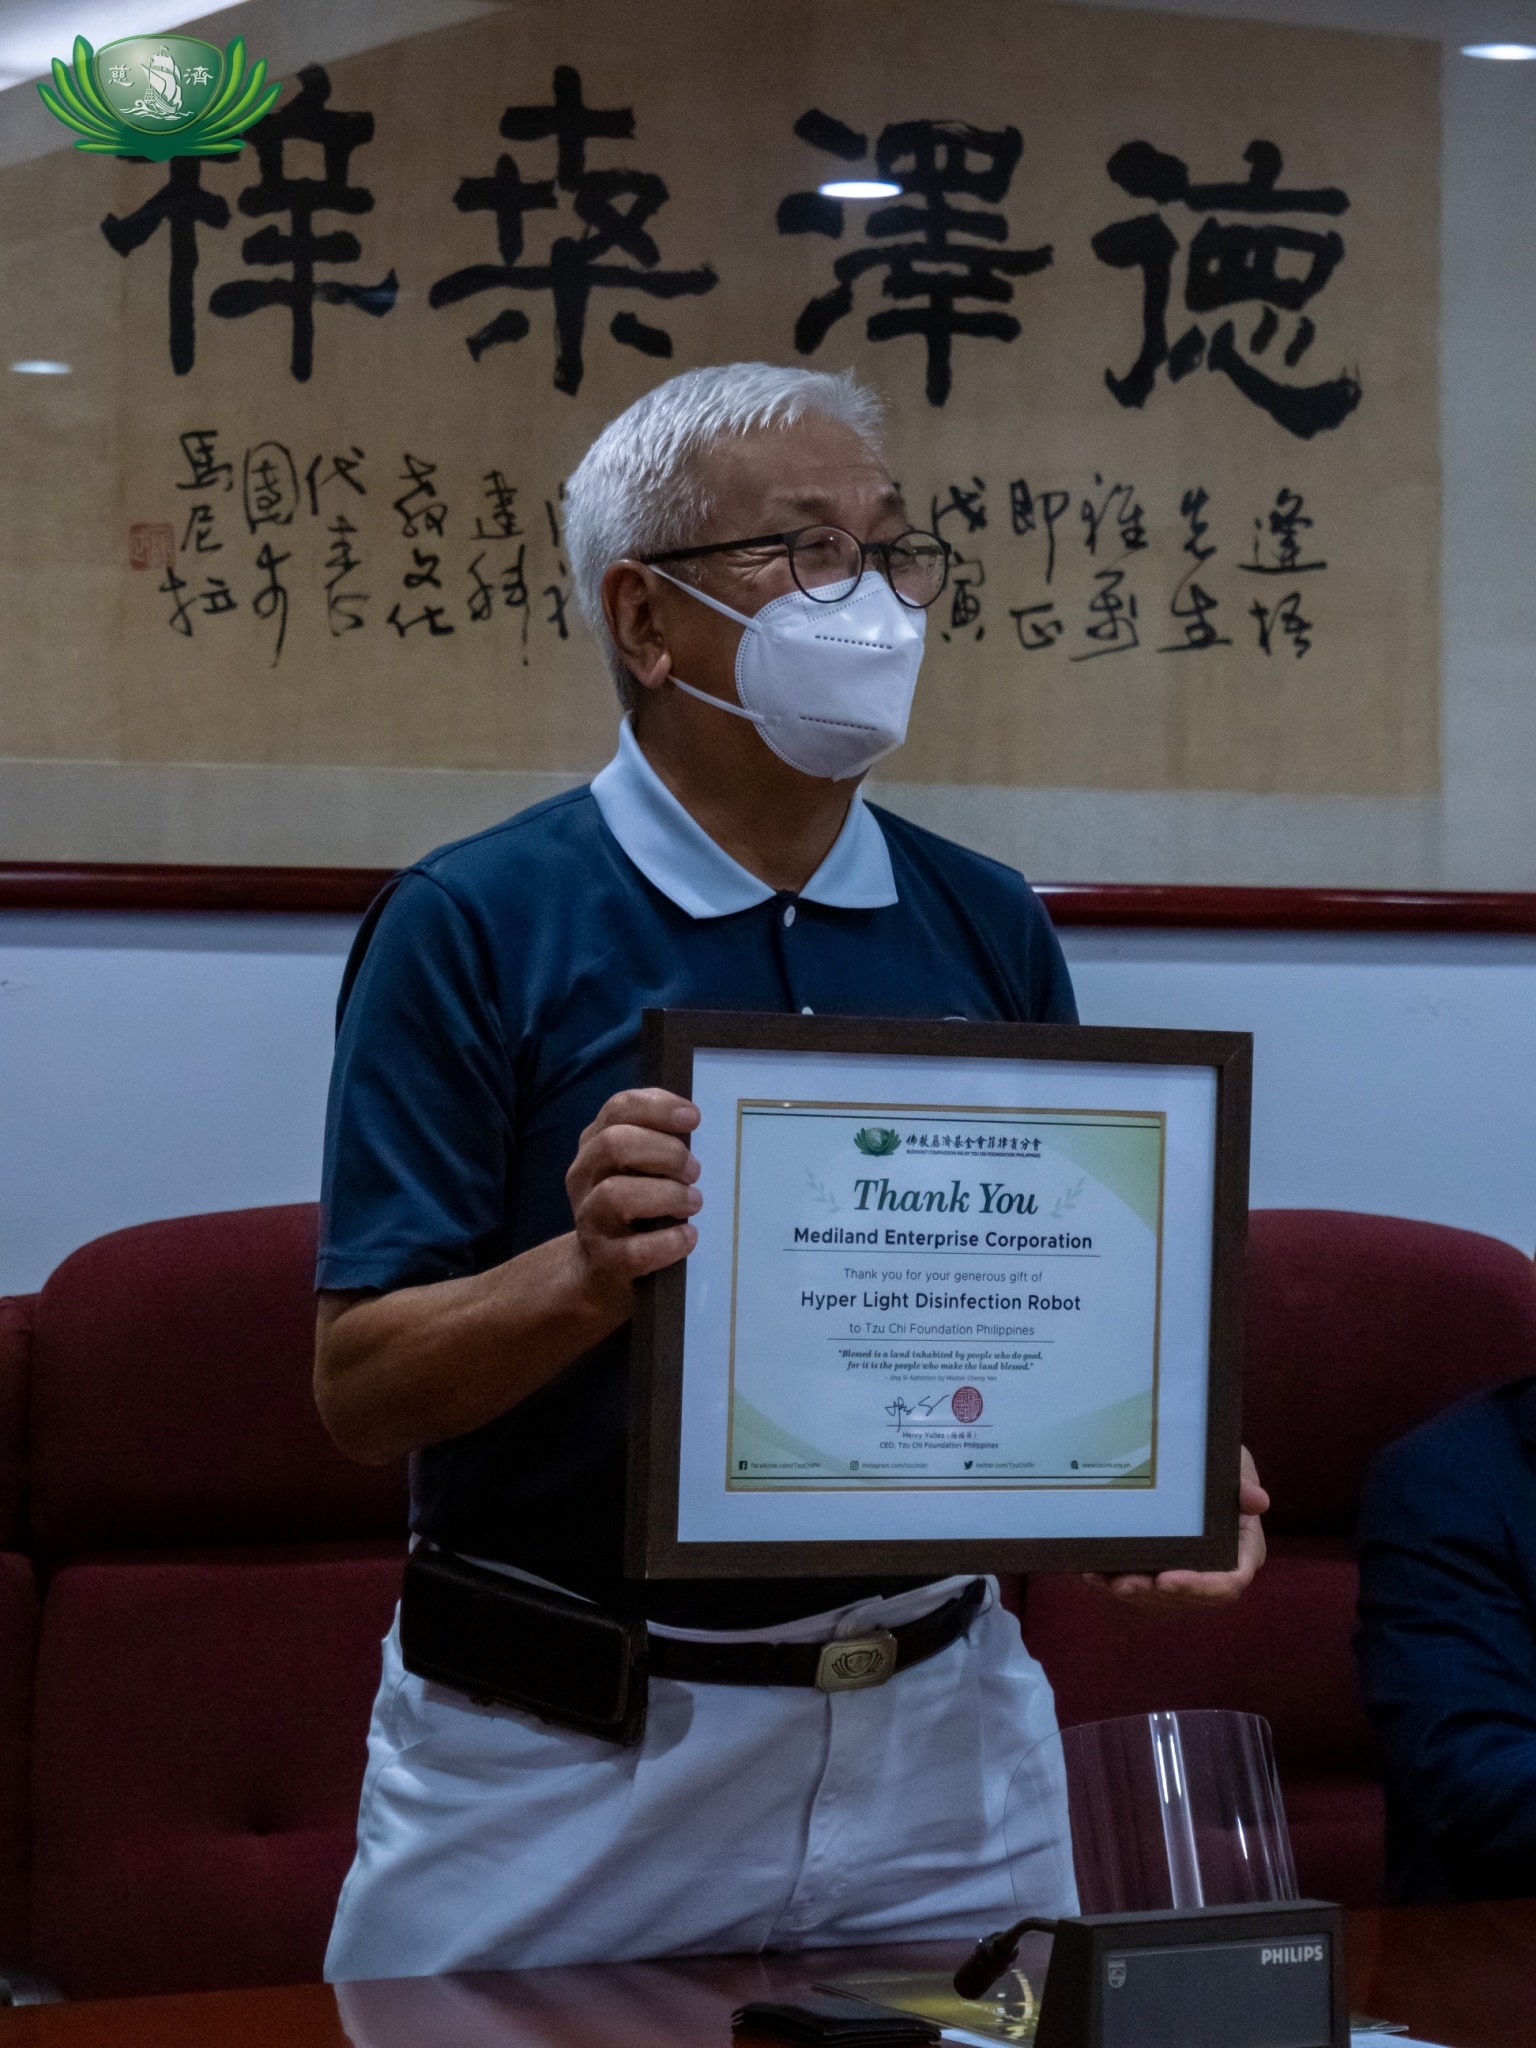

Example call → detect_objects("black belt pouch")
400 1544 649 1746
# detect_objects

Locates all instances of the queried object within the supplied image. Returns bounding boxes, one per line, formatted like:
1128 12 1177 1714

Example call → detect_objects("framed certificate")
626 1011 1251 1581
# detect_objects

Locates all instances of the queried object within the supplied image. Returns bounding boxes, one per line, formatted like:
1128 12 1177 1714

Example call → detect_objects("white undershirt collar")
590 719 898 922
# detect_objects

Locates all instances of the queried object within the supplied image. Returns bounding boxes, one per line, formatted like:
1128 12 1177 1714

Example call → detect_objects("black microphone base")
1027 1900 1348 2048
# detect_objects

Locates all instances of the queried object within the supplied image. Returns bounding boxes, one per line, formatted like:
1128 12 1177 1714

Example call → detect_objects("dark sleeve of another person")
1356 1399 1536 1899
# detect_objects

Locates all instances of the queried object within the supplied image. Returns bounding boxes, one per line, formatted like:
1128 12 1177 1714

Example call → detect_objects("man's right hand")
566 1087 702 1302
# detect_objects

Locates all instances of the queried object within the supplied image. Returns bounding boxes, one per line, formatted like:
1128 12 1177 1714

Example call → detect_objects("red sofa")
1 1202 1533 1997
11 1205 406 1999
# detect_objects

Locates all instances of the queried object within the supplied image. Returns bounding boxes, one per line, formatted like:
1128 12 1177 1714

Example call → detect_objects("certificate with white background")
627 1014 1249 1581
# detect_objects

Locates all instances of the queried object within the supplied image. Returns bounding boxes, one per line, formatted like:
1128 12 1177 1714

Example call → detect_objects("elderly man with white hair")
315 362 1268 1981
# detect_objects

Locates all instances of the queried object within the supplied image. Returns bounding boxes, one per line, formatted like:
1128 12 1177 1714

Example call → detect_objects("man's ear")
602 561 672 696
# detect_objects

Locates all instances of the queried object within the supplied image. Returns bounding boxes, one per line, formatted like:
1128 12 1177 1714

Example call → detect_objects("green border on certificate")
723 1103 1166 1493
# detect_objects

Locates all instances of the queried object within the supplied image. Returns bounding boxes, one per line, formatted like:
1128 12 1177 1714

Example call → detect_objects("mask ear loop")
644 563 754 628
631 563 769 724
668 674 767 725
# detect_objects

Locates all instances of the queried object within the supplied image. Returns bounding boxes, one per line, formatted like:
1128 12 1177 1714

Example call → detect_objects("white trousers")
324 1577 1074 1981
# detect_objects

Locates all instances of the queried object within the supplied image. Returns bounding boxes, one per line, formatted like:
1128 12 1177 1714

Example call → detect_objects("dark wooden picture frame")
626 1010 1251 1581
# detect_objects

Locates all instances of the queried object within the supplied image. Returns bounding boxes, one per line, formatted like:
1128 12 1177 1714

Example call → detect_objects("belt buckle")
815 1628 898 1693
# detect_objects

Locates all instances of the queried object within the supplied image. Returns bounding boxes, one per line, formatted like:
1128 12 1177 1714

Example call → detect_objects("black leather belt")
647 1578 988 1693
401 1546 989 1743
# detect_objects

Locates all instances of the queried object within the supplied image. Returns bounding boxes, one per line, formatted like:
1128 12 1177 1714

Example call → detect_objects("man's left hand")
1084 1446 1269 1611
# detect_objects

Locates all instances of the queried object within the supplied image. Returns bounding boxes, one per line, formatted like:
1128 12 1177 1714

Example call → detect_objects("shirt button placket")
771 893 811 1014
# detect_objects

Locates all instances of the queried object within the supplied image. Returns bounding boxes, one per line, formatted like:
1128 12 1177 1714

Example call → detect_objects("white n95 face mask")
650 566 926 781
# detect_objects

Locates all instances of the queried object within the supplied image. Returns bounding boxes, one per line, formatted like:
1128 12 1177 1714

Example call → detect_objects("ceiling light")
818 180 902 200
1461 42 1536 60
10 359 70 374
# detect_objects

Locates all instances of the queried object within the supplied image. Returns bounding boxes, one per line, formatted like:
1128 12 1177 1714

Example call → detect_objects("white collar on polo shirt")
589 717 898 922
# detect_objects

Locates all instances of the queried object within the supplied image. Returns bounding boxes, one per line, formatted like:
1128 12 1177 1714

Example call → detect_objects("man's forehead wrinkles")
759 484 908 522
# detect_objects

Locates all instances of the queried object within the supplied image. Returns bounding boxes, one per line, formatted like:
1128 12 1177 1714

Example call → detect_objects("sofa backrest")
1240 1208 1536 1540
27 1203 405 1556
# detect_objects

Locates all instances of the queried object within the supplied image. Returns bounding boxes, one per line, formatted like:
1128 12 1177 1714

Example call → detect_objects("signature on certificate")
883 1393 950 1432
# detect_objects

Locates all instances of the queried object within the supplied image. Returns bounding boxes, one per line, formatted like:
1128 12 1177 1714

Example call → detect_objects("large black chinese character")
1092 139 1360 439
429 66 717 395
778 109 1053 406
208 66 397 382
101 158 230 376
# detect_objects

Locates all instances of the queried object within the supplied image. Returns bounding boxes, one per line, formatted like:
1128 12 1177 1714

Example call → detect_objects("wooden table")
2 1901 1532 2048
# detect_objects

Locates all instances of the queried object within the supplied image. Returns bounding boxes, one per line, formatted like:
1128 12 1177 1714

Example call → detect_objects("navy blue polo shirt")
319 724 1077 1627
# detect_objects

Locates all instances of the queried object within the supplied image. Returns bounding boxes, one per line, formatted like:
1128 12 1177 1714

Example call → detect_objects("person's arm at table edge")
314 1088 701 1465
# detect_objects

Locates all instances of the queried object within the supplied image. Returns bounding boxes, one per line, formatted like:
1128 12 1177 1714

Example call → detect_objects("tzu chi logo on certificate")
724 1103 1165 1493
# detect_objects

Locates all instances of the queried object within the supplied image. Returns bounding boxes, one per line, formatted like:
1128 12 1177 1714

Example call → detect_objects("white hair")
564 362 885 704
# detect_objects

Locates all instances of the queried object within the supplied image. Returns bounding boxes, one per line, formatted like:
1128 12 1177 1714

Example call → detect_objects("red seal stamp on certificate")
951 1386 984 1423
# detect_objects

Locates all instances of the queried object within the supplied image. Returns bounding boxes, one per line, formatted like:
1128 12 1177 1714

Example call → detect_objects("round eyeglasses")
640 523 951 609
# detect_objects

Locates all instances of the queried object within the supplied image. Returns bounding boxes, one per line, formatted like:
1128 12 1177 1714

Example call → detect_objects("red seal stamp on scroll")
951 1386 984 1423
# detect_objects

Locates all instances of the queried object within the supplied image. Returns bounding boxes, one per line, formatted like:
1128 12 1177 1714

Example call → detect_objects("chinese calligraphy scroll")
0 0 1439 858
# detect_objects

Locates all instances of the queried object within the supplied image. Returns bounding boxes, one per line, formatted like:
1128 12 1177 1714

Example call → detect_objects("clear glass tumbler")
1008 1708 1298 1917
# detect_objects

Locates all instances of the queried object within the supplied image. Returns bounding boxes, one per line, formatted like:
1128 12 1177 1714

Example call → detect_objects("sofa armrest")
0 1295 33 1550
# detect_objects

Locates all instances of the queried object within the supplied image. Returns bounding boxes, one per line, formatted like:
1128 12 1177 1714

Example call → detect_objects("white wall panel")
4 913 1533 1295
